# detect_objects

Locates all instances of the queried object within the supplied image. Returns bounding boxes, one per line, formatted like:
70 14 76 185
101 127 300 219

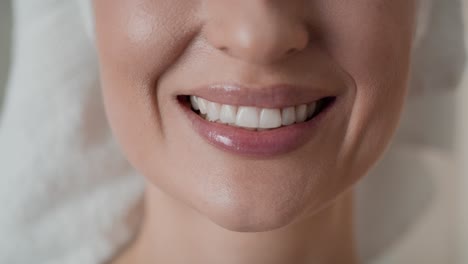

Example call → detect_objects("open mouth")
176 83 341 156
179 95 335 131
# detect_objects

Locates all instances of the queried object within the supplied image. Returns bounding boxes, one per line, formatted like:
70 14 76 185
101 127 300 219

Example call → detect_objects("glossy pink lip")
178 84 340 157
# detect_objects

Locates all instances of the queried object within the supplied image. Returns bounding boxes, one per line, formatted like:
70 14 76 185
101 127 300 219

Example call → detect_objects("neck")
114 184 358 264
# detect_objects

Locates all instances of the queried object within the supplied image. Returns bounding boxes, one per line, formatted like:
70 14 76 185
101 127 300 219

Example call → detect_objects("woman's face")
94 0 416 231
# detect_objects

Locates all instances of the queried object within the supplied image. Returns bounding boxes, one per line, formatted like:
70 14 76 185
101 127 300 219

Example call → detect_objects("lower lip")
180 99 336 157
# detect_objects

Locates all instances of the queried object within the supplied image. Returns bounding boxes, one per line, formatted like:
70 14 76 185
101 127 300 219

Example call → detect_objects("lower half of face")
94 0 416 231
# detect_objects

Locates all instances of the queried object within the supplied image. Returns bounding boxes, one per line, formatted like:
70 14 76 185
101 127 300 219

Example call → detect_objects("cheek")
348 25 413 168
321 3 415 172
94 0 201 172
335 35 411 167
94 0 200 79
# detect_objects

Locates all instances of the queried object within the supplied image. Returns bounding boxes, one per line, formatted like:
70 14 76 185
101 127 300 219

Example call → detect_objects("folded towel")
0 1 143 263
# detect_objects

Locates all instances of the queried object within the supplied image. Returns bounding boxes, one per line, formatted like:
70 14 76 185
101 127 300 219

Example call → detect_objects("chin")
182 162 334 233
201 197 306 233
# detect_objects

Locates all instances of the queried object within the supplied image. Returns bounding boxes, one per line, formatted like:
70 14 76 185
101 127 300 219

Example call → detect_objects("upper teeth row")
190 96 317 130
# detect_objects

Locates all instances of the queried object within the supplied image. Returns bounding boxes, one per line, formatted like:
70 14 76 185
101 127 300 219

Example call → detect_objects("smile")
178 84 339 157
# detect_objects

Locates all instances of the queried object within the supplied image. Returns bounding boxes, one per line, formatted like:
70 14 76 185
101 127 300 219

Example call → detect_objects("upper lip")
180 83 341 108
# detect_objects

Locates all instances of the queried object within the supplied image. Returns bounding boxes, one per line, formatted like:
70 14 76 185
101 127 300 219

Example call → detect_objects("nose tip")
204 10 310 64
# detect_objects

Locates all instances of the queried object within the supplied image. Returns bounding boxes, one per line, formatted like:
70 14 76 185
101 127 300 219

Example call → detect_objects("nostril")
286 48 298 55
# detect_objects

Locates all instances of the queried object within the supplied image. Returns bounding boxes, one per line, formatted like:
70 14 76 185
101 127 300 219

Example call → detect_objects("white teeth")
307 103 317 119
220 105 238 124
281 106 296 126
206 102 221 121
190 96 199 111
236 106 259 128
197 97 208 115
189 96 322 130
259 108 282 129
295 104 307 123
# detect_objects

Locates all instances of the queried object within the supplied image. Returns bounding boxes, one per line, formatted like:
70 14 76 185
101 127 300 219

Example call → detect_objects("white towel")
0 0 465 263
0 1 143 264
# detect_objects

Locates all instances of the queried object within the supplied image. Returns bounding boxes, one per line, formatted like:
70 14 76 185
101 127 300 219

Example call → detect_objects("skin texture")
93 0 417 263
